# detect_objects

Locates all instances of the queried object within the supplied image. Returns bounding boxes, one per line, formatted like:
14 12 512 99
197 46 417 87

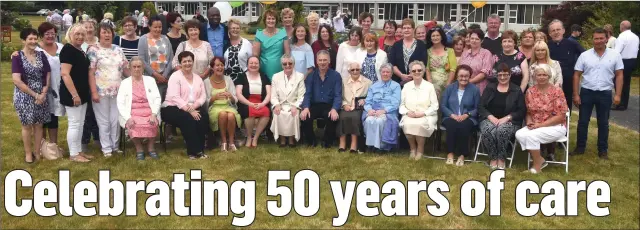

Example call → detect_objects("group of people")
12 7 638 174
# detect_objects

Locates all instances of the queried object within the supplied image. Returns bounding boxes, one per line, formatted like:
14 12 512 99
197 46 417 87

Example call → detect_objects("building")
155 1 561 32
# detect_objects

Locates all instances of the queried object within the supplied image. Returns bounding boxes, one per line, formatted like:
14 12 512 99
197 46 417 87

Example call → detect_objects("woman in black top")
166 12 187 55
478 63 526 169
235 56 272 148
489 30 529 92
388 18 428 86
60 23 93 163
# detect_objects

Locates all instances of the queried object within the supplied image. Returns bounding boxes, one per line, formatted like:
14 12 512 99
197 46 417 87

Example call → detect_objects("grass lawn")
0 60 638 228
631 76 639 96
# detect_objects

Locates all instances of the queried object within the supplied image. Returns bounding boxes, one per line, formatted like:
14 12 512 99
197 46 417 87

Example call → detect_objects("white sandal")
455 158 465 166
445 157 454 165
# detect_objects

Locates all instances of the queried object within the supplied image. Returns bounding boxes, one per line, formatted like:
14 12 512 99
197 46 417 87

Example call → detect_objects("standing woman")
306 12 320 43
224 19 253 82
311 25 339 70
270 55 306 147
356 33 388 83
12 28 52 163
603 24 616 49
518 29 535 60
290 24 315 77
36 22 64 151
113 16 140 60
379 21 398 54
140 9 150 35
414 25 427 42
440 65 481 166
138 15 174 101
60 23 93 162
490 30 529 92
171 19 214 79
254 9 290 80
452 35 466 63
117 57 162 160
161 51 208 159
206 57 241 152
81 19 98 52
534 31 548 43
336 27 363 78
426 27 457 96
389 18 428 86
235 57 272 148
281 8 296 39
87 23 130 157
400 61 439 160
528 41 562 87
166 12 187 55
358 12 377 36
458 29 494 95
337 62 372 153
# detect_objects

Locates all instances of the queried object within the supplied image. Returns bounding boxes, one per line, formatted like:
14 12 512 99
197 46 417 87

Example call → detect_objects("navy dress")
12 51 51 125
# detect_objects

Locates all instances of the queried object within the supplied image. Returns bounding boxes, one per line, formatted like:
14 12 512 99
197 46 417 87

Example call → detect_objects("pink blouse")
458 48 495 94
163 70 206 110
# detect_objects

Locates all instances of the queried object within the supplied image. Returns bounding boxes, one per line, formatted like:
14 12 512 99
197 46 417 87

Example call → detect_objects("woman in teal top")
253 9 290 80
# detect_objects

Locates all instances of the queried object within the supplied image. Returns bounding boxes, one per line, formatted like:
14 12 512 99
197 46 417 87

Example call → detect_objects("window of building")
460 4 505 23
417 4 455 22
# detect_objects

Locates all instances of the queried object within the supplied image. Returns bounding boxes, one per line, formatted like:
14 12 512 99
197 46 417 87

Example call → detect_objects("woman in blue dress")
253 9 290 80
290 24 315 77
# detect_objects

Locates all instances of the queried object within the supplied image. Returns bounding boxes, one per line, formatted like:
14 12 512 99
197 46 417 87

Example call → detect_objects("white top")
36 43 65 116
319 18 330 26
606 36 616 49
248 76 263 95
62 14 73 27
333 15 345 32
399 80 439 116
336 42 361 78
614 30 640 59
188 83 195 103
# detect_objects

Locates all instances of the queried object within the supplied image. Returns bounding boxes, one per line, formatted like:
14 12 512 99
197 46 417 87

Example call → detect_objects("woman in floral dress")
425 27 457 97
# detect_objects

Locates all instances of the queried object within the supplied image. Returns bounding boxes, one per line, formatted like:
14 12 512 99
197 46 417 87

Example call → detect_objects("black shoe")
338 148 346 152
545 153 556 162
611 105 627 111
570 148 585 156
598 152 609 160
349 149 358 154
322 142 332 149
288 143 297 148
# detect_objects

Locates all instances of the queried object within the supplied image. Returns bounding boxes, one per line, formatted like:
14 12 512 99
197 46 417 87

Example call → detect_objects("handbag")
40 139 63 160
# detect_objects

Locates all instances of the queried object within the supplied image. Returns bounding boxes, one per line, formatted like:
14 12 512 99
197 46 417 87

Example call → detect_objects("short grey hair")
408 60 425 72
379 63 393 73
316 50 331 60
533 63 552 77
280 54 295 65
487 14 501 22
348 61 361 68
549 19 564 28
129 56 144 66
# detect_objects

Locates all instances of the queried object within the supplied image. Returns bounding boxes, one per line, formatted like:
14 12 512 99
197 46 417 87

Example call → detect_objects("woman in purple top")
458 28 495 95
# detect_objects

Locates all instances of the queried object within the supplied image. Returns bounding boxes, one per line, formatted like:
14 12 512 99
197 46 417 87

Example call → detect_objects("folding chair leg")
508 141 517 168
120 128 126 156
473 134 483 161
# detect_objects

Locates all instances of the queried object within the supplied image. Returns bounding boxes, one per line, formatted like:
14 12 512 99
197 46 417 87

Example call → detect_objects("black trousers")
161 106 209 156
82 101 100 144
561 69 574 113
443 118 475 157
618 58 637 108
301 103 337 145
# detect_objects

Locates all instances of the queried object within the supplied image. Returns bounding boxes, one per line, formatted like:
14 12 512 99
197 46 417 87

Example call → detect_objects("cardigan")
388 40 428 84
117 76 162 127
162 71 206 110
204 75 238 109
354 48 388 81
137 34 174 80
440 82 481 125
235 72 272 119
224 38 253 73
478 82 526 126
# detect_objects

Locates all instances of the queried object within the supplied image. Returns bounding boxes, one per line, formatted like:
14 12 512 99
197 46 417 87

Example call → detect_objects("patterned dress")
224 42 243 81
491 51 527 87
427 48 457 96
127 80 158 138
12 51 51 125
362 53 378 83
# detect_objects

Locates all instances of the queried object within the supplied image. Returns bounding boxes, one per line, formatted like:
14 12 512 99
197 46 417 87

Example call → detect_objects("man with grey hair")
548 19 585 112
481 14 502 55
612 20 639 110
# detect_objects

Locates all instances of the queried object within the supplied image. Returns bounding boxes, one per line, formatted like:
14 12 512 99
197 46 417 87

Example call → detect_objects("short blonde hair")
306 12 319 21
281 8 295 19
533 64 552 78
103 12 114 20
228 18 241 28
65 23 86 43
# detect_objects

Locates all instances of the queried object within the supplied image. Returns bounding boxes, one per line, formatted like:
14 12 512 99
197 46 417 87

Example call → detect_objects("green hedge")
1 43 20 62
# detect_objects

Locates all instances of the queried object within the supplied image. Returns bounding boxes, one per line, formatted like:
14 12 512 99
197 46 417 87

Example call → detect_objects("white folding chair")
527 112 570 173
473 132 518 168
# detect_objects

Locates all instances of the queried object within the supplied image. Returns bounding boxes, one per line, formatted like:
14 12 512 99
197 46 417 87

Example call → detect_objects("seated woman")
400 61 439 160
478 63 526 169
337 61 372 153
235 56 272 148
270 55 306 147
362 63 401 152
117 57 162 160
206 57 242 152
161 51 208 159
441 65 481 166
515 64 568 174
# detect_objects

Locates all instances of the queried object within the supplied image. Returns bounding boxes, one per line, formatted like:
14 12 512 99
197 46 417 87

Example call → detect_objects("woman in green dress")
253 9 290 80
425 27 457 97
206 57 242 152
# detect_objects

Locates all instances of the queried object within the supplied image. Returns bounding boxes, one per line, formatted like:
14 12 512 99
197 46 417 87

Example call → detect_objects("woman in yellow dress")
206 57 242 151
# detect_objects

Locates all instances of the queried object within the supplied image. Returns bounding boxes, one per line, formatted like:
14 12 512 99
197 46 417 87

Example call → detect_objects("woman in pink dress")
117 57 162 160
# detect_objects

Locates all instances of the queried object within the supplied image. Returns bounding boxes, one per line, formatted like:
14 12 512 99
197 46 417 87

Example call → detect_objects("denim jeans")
576 88 612 152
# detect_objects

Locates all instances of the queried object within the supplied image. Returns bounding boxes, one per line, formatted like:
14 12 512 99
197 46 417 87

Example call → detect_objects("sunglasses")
282 62 293 66
411 69 423 73
349 68 361 72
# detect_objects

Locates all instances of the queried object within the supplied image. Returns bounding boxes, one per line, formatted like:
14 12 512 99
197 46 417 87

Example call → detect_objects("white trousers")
66 104 87 157
515 124 566 150
93 96 120 153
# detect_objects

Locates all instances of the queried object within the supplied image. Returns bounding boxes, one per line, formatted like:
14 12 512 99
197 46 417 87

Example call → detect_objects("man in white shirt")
137 10 145 35
333 11 345 33
613 20 639 110
50 10 63 42
319 13 330 27
62 9 73 37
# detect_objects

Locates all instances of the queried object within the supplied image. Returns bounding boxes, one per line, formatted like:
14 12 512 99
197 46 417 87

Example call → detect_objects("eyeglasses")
44 32 56 37
282 62 293 66
411 69 423 73
349 68 361 72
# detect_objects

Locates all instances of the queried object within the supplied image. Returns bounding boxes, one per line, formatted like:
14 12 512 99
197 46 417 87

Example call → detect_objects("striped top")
113 36 140 60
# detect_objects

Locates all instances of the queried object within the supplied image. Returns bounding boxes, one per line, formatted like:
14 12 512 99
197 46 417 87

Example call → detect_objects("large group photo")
1 0 639 228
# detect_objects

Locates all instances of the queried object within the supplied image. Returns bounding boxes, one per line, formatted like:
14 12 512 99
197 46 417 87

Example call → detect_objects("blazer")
440 82 481 125
117 76 162 128
204 75 238 109
388 40 428 83
270 71 306 110
354 48 388 80
235 72 272 119
478 82 526 126
342 75 372 108
162 71 206 110
199 23 230 54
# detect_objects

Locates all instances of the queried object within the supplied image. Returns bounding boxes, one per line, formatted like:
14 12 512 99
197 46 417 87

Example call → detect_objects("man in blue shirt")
548 19 586 111
571 28 624 160
199 6 230 58
300 51 342 148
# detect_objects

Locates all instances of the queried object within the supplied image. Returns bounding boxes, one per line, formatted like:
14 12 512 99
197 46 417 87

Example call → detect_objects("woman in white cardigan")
270 55 306 147
335 27 363 79
117 57 162 160
355 33 388 83
224 19 253 82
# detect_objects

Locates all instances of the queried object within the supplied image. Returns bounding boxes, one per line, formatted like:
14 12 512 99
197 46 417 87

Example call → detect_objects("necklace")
212 77 224 84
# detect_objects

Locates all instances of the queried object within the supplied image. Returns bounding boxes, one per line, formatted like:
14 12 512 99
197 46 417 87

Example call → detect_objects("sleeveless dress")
13 51 51 125
427 48 456 96
208 83 242 131
256 28 287 79
126 80 158 138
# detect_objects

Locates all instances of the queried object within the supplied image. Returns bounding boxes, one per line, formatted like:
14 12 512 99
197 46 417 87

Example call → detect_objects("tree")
539 1 596 37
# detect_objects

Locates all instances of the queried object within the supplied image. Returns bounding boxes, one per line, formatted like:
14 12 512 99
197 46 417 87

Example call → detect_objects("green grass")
1 63 639 227
631 76 639 96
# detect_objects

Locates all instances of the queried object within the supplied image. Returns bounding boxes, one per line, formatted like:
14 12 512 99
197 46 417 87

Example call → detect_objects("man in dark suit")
199 6 230 58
